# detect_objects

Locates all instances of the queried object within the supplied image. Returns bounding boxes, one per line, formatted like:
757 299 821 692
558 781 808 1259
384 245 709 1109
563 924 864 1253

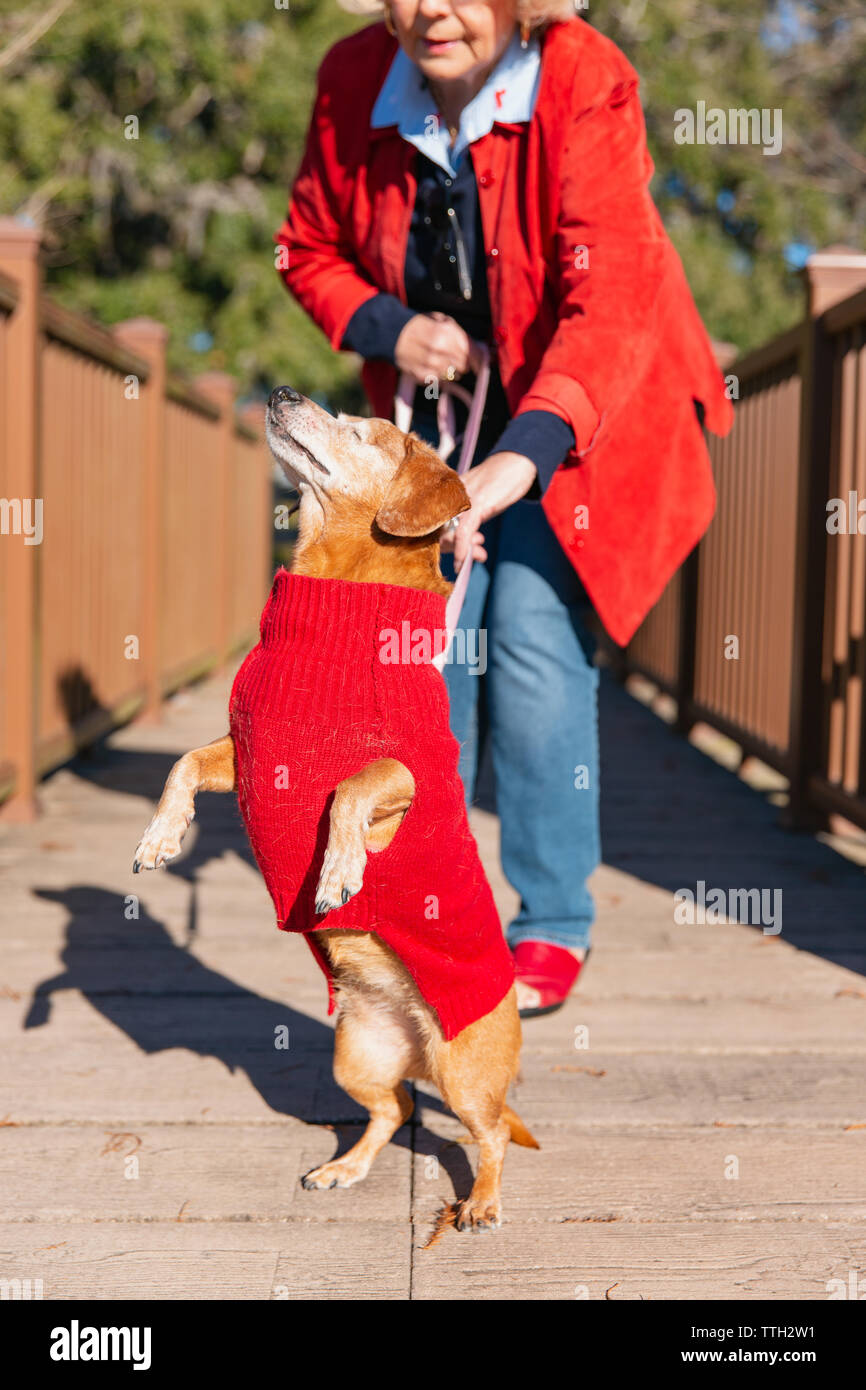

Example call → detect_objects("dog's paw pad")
456 1199 501 1233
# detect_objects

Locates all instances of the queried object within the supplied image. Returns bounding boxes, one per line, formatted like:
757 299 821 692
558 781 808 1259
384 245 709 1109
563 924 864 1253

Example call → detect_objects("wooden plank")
824 283 866 335
0 1221 410 1300
41 298 150 380
727 323 803 385
272 1222 411 1301
0 1123 411 1225
415 1053 866 1129
411 1119 866 1226
165 375 220 420
410 1220 866 1301
517 994 866 1052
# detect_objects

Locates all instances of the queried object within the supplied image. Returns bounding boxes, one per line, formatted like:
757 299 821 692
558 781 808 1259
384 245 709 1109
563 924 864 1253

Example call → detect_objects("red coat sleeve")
275 57 380 351
515 64 669 455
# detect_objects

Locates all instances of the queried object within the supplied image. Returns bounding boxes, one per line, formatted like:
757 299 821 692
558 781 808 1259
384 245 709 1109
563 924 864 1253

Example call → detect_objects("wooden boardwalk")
1 667 865 1300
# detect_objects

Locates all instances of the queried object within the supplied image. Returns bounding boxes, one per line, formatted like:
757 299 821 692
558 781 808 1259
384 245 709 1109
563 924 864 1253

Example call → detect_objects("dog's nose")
268 385 301 409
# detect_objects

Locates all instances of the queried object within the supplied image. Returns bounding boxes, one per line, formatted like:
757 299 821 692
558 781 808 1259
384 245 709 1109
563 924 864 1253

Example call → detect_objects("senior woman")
276 1 732 1016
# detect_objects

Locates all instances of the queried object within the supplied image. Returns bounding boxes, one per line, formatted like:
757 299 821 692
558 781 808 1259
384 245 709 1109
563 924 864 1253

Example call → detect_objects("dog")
133 385 537 1231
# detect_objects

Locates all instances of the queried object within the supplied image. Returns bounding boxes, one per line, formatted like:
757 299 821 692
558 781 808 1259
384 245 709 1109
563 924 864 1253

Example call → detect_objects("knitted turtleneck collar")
262 569 448 656
243 570 452 728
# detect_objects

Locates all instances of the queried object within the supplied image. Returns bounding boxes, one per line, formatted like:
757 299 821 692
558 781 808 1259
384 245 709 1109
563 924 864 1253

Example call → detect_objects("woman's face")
389 0 517 84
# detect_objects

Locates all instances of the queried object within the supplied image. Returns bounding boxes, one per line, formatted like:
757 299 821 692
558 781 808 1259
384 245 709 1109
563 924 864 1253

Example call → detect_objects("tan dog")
133 386 537 1231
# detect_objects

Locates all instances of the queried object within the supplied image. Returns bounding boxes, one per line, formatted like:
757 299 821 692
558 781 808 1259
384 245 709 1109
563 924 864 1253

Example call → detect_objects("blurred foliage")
0 0 362 406
593 0 866 352
0 0 863 406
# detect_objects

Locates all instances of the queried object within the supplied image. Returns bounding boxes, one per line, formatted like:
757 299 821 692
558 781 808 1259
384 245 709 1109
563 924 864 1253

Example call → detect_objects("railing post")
195 372 236 669
675 546 699 734
0 218 42 822
803 247 866 317
785 250 866 826
675 387 726 737
113 318 169 722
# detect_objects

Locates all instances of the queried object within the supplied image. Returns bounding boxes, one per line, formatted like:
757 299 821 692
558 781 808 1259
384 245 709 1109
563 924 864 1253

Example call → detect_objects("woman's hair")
336 0 577 29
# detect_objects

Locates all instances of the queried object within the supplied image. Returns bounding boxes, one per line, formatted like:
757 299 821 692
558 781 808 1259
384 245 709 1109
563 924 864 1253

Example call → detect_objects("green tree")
592 0 866 349
0 0 360 403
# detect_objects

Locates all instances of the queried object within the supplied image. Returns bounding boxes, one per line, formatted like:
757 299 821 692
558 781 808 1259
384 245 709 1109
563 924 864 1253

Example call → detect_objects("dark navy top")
340 147 574 494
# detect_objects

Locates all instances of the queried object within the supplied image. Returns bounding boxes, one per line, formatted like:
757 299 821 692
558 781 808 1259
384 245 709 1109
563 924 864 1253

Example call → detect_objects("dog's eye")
351 428 362 441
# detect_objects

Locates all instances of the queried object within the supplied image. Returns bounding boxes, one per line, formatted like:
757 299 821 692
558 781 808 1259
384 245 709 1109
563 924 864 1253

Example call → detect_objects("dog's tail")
503 1104 540 1149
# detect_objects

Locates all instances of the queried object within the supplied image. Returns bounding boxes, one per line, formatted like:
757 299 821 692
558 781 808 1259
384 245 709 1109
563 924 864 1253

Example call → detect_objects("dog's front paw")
456 1195 502 1233
314 838 366 916
301 1156 369 1190
133 806 192 873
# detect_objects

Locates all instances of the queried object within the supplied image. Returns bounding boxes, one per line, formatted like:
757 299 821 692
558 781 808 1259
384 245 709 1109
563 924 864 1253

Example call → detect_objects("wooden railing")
612 250 866 832
0 219 272 819
811 285 866 823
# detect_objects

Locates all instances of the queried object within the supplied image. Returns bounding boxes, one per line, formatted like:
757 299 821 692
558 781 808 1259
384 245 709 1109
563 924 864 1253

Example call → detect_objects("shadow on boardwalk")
23 730 470 1192
596 676 866 975
470 670 863 975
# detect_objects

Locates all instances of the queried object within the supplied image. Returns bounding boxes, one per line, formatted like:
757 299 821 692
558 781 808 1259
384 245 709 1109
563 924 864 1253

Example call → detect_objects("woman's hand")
441 451 538 571
394 311 482 383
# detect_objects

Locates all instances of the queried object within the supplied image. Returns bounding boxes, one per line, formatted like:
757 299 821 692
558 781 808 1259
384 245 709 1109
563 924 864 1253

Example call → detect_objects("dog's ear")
375 434 471 538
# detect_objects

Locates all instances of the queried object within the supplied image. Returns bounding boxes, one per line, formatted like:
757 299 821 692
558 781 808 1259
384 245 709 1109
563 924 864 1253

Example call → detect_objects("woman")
276 1 732 1015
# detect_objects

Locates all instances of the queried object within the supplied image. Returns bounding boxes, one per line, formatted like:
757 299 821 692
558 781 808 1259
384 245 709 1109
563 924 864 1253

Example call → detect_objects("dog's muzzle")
266 386 331 476
269 385 302 410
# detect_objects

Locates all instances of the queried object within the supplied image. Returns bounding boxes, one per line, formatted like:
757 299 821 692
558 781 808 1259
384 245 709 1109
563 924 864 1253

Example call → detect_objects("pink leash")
394 344 491 671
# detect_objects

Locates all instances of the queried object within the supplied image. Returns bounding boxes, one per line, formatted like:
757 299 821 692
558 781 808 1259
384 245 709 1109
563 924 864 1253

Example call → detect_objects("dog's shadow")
24 881 474 1198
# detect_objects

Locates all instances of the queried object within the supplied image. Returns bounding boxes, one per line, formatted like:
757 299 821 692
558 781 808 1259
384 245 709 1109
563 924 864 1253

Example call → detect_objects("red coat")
229 570 515 1041
276 18 733 646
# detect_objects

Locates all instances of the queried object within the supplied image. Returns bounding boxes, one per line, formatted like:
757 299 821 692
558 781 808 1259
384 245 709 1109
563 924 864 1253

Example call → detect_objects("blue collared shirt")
370 30 541 178
341 30 574 491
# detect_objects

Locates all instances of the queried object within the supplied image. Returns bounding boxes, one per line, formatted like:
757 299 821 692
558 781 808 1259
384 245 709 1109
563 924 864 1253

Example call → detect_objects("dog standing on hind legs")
133 386 538 1230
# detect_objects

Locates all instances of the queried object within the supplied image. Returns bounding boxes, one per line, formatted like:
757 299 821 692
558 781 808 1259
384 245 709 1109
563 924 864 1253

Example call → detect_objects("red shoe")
511 940 588 1018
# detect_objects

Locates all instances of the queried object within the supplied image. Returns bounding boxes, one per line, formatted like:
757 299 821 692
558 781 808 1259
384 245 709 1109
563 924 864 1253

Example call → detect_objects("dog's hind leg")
301 994 417 1191
432 986 530 1232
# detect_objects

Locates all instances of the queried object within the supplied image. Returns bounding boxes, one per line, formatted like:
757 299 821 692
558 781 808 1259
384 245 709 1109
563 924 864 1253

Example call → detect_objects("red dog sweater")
229 569 514 1040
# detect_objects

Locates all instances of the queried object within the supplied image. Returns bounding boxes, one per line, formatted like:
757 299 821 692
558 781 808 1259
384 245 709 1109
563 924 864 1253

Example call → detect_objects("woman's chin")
413 42 472 77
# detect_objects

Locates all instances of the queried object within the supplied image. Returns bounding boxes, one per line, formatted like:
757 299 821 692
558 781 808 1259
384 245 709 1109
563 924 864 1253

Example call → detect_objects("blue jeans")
440 500 600 952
